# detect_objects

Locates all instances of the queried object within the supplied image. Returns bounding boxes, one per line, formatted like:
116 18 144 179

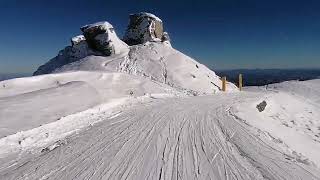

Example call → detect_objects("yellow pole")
222 76 226 92
239 74 243 91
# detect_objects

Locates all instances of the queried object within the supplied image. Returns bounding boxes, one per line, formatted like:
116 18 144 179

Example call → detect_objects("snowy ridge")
34 13 235 94
50 42 238 94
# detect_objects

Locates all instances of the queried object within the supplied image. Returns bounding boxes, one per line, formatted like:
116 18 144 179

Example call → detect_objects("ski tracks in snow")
1 95 320 180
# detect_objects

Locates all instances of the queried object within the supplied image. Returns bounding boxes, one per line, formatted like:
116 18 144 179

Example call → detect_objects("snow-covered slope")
234 79 320 167
54 42 237 94
0 71 181 138
33 13 238 94
265 79 320 104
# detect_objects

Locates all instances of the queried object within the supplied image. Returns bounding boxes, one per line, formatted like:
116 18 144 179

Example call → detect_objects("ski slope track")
1 94 319 180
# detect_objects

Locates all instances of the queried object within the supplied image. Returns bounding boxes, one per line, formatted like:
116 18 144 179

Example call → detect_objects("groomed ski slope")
1 93 319 180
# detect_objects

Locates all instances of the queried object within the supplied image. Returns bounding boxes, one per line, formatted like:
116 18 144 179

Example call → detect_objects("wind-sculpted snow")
0 71 182 138
0 81 101 138
1 95 319 179
53 42 238 94
236 80 320 168
265 79 320 104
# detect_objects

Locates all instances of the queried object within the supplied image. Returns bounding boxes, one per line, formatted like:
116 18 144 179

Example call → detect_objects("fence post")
222 76 226 92
239 74 243 91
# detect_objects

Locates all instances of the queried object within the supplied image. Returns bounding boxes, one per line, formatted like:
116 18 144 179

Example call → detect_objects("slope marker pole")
239 74 243 91
222 76 226 92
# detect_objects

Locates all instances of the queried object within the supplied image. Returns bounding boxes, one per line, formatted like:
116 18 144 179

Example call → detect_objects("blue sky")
0 0 320 74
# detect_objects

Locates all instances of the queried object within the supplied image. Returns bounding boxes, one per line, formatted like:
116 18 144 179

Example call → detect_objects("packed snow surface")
0 79 320 179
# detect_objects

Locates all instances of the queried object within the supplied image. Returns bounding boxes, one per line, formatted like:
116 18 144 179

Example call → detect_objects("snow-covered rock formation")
34 21 128 76
33 13 237 94
33 37 92 76
81 22 128 55
123 12 170 46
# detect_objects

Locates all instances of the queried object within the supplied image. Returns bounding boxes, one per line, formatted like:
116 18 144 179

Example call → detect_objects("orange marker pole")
222 76 226 92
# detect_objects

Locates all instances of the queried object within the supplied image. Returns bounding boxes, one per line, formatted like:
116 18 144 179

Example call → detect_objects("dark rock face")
123 12 169 45
256 100 267 112
33 21 128 76
81 22 115 56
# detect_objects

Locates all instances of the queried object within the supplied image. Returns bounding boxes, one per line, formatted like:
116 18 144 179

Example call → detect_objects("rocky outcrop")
34 22 128 75
81 22 127 56
123 12 170 46
33 43 91 76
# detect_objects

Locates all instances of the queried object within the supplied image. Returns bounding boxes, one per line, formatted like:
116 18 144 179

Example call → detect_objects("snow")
1 72 320 179
2 14 320 179
52 42 238 94
0 71 182 138
133 12 163 22
71 35 85 45
80 21 113 32
0 96 157 159
234 80 320 167
1 94 320 179
0 81 101 138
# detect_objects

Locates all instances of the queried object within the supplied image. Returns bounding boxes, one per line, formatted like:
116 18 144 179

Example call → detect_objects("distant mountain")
215 69 320 86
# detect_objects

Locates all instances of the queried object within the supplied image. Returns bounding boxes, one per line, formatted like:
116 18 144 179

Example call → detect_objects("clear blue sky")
0 0 320 74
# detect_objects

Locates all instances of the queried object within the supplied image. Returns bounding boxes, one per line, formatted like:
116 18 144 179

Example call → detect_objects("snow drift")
0 71 181 138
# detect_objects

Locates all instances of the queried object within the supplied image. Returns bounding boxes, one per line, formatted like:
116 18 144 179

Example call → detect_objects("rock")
34 21 129 75
33 43 91 75
81 21 127 56
161 32 170 42
71 35 86 46
256 100 267 112
34 35 91 75
161 32 171 47
123 12 166 45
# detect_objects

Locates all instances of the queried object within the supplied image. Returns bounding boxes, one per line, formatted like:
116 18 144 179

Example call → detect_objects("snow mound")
0 81 101 138
119 42 238 94
51 42 237 94
0 71 182 138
